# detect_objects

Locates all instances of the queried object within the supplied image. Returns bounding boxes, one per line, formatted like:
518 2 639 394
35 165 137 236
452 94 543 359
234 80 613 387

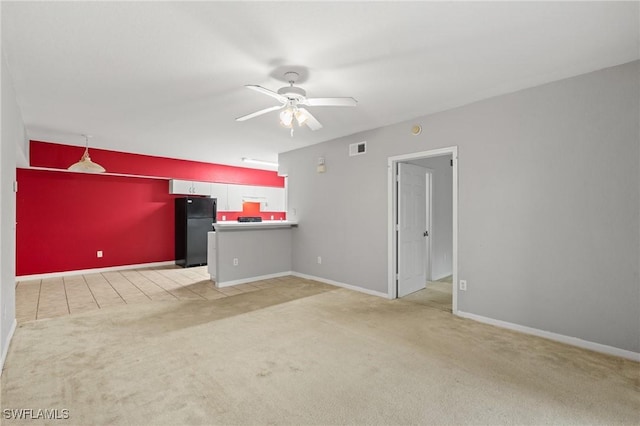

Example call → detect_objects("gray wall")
216 228 293 284
280 61 640 353
1 53 23 369
409 155 453 281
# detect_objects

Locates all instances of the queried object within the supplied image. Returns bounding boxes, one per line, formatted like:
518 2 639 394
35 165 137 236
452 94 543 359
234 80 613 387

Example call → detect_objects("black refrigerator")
175 197 216 267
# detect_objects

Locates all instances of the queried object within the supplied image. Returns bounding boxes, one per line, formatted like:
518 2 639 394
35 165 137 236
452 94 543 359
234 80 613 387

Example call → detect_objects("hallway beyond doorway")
402 276 452 313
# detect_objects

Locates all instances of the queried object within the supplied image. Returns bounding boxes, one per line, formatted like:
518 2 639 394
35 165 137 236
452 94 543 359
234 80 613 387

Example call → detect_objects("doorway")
387 147 458 314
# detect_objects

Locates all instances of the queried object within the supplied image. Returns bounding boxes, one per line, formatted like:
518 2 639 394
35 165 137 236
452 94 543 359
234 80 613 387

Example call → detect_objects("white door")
397 163 427 297
424 172 431 282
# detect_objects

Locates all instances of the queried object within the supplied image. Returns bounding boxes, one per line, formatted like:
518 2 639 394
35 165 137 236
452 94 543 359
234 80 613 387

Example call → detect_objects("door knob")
423 231 429 237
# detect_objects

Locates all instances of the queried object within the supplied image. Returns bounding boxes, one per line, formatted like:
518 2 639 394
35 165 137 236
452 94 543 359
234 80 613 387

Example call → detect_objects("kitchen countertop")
212 220 298 231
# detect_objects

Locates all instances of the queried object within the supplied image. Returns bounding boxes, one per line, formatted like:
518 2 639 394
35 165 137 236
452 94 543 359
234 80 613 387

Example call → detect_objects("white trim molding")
215 271 293 288
16 261 176 281
292 272 389 299
457 310 640 362
1 319 17 375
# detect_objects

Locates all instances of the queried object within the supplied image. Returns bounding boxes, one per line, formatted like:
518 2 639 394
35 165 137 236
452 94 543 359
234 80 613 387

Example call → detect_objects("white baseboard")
1 319 17 375
215 271 294 288
457 310 640 362
291 272 389 299
16 261 176 281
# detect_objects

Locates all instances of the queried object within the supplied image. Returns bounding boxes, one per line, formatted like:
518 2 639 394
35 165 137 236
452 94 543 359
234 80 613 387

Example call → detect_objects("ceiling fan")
236 71 357 136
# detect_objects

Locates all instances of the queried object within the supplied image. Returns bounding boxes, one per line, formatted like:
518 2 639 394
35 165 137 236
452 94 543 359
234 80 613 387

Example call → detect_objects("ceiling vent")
349 141 367 157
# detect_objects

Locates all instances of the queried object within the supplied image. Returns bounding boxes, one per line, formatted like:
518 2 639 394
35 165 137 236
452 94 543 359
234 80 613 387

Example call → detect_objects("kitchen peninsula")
207 221 297 287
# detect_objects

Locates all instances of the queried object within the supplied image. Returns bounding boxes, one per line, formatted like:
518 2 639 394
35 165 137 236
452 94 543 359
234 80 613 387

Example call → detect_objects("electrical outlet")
270 215 274 220
97 250 103 258
459 280 467 291
317 256 322 264
233 258 239 266
222 215 226 221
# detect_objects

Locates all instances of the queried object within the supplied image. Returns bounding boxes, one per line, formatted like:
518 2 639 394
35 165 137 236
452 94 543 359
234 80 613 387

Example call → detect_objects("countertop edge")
212 221 298 231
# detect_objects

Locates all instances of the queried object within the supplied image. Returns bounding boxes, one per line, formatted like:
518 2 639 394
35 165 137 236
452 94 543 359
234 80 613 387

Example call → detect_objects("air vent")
349 141 367 156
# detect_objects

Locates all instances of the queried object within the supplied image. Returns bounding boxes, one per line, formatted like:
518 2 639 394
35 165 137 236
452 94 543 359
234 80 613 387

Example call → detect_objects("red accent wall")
17 141 286 276
17 169 177 275
30 140 284 186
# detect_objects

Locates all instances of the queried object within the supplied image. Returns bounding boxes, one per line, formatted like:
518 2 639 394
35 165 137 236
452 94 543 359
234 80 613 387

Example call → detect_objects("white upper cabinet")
226 184 252 211
210 183 229 211
191 181 211 196
170 180 286 212
260 187 286 212
169 179 211 196
169 179 193 195
226 184 285 212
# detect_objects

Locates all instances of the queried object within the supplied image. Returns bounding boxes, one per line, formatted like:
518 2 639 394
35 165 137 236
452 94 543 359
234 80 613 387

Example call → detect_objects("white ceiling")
2 1 638 170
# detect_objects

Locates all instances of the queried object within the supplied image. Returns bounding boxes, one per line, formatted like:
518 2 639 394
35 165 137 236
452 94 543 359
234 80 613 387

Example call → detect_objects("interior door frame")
387 146 459 314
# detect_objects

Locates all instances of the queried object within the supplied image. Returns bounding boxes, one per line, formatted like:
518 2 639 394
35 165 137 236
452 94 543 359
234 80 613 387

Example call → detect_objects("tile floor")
15 265 284 323
17 268 455 323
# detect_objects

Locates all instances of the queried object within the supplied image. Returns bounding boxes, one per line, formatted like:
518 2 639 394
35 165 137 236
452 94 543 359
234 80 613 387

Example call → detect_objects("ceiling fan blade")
297 108 323 131
302 97 357 107
236 105 283 122
245 85 288 103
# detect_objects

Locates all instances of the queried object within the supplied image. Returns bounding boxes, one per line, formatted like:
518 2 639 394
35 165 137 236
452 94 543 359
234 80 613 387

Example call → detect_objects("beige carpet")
403 278 453 312
1 277 638 425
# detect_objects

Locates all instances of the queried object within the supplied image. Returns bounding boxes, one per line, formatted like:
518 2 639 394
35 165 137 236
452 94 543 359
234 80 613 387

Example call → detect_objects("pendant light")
68 134 105 173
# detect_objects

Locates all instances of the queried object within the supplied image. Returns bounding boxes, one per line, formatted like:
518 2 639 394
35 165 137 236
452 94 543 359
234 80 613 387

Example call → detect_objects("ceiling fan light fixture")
237 70 357 134
279 108 294 127
294 109 308 126
68 134 105 173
